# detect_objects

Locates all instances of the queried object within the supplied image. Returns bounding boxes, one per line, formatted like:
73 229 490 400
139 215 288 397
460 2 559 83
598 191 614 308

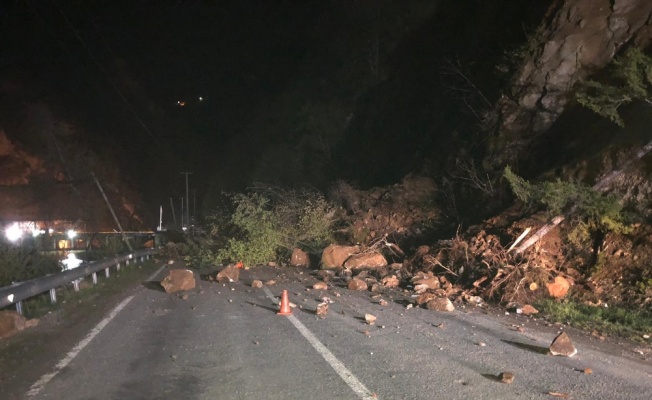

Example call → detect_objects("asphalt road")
19 263 652 399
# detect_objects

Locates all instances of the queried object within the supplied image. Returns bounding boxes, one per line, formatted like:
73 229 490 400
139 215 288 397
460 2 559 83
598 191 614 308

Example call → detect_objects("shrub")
0 238 62 287
200 186 335 267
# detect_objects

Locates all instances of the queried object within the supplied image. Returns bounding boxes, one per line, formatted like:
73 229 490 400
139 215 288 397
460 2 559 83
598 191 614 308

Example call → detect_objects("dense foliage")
0 239 62 287
197 186 336 267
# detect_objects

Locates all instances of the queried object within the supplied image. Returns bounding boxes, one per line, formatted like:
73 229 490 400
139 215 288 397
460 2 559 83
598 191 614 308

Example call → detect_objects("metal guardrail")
0 248 158 313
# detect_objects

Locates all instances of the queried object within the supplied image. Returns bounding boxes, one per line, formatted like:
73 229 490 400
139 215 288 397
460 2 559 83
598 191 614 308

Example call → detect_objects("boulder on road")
216 265 240 283
549 332 577 357
343 252 388 270
290 248 310 267
160 269 196 293
321 244 360 269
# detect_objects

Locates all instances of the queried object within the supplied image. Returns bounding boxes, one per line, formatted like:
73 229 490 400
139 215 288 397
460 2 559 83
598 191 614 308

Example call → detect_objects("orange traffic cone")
277 289 292 316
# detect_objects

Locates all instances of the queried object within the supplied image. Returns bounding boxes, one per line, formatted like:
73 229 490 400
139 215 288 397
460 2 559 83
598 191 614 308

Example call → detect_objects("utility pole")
180 171 193 230
91 171 133 252
170 197 177 227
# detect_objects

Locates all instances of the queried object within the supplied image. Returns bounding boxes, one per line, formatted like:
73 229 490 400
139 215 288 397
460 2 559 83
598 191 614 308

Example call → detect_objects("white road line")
26 264 167 397
262 287 376 400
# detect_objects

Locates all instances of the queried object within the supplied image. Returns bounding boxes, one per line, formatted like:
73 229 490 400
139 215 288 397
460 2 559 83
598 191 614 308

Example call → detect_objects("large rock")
290 248 310 267
216 265 240 283
549 332 577 357
160 269 196 293
343 252 388 270
321 244 360 269
0 310 27 339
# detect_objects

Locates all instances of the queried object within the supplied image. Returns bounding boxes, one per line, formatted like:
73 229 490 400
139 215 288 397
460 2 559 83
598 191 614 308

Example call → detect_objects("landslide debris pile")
323 177 652 312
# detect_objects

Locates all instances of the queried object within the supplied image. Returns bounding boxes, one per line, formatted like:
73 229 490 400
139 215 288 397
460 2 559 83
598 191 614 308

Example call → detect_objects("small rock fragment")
216 265 240 283
416 293 437 305
549 332 577 357
520 304 539 315
548 392 570 399
264 280 276 286
313 282 328 290
316 302 329 318
499 371 514 384
365 314 377 325
348 278 368 291
381 275 399 288
378 299 388 306
370 283 385 293
251 280 263 288
583 368 593 375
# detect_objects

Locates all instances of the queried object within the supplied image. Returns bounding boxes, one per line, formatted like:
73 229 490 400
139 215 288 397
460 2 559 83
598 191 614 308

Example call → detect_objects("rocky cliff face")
0 104 149 231
488 0 652 169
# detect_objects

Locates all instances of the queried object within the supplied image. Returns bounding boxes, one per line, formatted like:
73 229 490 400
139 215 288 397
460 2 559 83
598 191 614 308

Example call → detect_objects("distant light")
5 223 22 242
177 100 186 107
48 228 54 234
31 228 42 237
67 229 77 239
198 96 203 101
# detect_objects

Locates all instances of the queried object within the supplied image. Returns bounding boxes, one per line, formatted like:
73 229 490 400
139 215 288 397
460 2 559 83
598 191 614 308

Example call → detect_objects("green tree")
575 47 652 126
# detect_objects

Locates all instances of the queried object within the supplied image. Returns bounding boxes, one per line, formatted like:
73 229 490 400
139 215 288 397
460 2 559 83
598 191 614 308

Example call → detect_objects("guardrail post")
16 301 23 315
126 259 130 266
49 288 57 304
73 279 80 292
116 262 121 272
92 272 97 285
105 267 110 278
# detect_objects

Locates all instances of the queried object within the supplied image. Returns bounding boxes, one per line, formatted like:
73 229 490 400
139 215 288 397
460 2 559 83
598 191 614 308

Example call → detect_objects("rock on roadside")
160 269 196 293
216 265 240 283
549 332 577 357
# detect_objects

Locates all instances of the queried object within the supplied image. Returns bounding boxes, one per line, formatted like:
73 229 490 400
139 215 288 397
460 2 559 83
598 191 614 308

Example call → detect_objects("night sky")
2 1 331 205
1 1 546 223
